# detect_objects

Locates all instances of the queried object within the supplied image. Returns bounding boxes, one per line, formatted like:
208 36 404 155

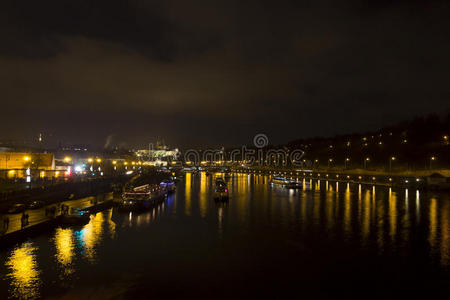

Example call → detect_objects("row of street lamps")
320 156 438 170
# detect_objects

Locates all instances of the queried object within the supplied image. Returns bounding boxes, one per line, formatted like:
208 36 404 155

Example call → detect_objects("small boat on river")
214 178 229 201
58 208 91 226
160 180 176 194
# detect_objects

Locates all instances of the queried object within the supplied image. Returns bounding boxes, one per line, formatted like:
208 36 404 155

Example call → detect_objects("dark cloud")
0 0 449 148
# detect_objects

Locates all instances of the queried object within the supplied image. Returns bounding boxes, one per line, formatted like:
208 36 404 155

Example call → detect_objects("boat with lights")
214 177 229 200
160 180 176 194
119 184 165 211
270 176 302 189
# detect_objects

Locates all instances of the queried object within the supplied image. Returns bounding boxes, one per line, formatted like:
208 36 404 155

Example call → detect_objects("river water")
0 172 448 299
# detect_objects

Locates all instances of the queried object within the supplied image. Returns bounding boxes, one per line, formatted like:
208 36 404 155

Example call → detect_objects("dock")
0 193 114 246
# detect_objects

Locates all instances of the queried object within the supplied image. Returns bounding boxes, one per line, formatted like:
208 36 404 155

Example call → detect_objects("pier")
0 193 114 246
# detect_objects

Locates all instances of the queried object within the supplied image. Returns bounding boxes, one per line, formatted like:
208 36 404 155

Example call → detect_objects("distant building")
0 152 55 179
58 143 89 151
135 149 179 161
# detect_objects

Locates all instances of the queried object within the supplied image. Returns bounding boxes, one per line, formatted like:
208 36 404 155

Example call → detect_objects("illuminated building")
0 152 55 179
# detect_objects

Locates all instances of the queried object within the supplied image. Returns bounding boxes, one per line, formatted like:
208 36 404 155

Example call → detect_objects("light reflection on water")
54 228 75 276
79 212 105 262
0 174 449 299
185 172 192 216
5 242 41 299
199 172 208 218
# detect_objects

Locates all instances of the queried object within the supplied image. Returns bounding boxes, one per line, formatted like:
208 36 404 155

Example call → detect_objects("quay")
0 193 114 246
229 167 449 190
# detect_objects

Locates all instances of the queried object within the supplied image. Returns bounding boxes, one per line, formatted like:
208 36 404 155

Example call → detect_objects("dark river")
1 172 449 299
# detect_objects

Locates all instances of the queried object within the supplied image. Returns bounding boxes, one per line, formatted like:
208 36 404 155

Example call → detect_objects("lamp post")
430 156 436 170
345 158 350 169
328 158 333 169
364 157 370 169
389 156 396 172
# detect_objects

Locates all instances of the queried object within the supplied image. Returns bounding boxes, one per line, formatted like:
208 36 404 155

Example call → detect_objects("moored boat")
120 184 165 211
58 209 91 226
214 177 229 200
271 176 302 189
160 180 176 194
270 176 289 185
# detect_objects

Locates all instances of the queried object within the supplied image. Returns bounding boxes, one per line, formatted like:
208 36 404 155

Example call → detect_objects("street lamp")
430 156 436 169
328 158 333 169
389 156 396 172
23 156 30 161
64 156 71 163
314 159 319 169
364 157 370 169
345 158 350 169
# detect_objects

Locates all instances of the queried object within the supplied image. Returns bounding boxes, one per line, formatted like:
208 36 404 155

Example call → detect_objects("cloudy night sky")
1 0 449 148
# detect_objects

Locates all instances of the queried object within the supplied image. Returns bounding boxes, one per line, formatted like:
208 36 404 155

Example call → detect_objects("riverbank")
0 193 114 247
0 168 173 246
232 166 450 189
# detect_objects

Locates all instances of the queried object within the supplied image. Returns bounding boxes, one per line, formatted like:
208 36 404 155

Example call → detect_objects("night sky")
1 0 449 148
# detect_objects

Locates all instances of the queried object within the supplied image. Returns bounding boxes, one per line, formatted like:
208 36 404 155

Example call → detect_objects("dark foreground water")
0 172 449 299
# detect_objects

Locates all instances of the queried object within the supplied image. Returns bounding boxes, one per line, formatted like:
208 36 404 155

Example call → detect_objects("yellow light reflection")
185 172 192 216
326 186 335 229
389 188 397 241
54 228 75 274
429 198 437 249
362 190 371 244
199 172 207 218
344 183 351 235
5 242 41 299
81 213 103 262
